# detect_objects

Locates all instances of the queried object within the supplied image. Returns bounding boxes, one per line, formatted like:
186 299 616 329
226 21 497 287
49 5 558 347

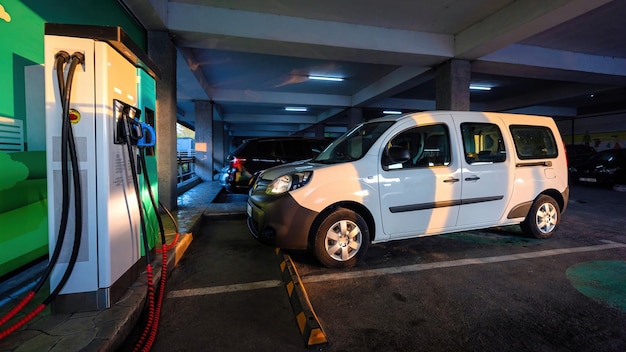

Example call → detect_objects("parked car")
223 136 331 193
569 148 626 186
565 144 596 168
247 111 569 268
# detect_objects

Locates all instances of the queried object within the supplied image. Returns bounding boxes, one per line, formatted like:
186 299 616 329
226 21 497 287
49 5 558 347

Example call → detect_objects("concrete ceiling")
122 0 626 139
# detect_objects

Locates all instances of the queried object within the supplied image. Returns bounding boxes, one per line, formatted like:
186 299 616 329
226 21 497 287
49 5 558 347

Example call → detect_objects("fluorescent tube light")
308 75 344 82
469 85 492 91
383 110 402 115
285 107 308 112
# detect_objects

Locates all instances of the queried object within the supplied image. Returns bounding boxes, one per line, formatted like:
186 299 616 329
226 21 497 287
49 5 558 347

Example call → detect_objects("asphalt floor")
117 214 308 352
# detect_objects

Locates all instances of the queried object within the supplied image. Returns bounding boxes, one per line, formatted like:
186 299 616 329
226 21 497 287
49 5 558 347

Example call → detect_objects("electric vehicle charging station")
44 24 159 313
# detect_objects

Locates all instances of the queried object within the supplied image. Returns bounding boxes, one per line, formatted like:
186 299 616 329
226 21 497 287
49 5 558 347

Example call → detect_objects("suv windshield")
313 121 395 164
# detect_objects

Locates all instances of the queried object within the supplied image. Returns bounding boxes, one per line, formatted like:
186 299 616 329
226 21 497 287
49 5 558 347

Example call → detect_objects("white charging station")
44 24 159 313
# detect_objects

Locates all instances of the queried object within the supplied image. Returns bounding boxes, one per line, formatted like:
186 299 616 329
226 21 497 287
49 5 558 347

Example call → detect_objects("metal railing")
177 150 197 184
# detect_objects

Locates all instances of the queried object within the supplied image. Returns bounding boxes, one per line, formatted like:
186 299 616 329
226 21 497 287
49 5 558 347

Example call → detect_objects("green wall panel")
0 0 148 278
1 0 145 120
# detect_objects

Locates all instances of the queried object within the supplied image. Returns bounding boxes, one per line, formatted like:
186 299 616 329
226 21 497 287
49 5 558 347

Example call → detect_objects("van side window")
510 125 558 159
461 123 506 164
382 124 450 170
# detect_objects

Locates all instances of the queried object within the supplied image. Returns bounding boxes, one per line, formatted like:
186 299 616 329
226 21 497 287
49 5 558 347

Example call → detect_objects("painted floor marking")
303 240 626 284
168 279 283 298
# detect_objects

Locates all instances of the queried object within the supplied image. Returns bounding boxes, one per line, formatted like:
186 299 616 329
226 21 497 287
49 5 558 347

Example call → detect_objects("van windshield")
313 121 395 164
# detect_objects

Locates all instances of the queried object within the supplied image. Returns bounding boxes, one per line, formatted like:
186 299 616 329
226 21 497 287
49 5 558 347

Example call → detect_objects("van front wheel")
521 195 560 239
313 209 369 268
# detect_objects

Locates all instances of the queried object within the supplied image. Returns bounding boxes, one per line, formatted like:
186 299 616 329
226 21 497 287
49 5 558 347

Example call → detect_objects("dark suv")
223 137 330 193
570 148 626 186
565 144 596 167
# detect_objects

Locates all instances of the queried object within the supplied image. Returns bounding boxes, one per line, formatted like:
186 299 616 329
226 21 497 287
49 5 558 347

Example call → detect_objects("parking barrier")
275 248 328 347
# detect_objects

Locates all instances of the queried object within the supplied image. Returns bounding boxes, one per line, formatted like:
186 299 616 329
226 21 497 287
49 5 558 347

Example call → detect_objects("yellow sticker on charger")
69 108 81 124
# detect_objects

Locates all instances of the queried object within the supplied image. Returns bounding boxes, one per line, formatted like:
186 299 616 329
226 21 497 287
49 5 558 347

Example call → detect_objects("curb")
275 248 328 347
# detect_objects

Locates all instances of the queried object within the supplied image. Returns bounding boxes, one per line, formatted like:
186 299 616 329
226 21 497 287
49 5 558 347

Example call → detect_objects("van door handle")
464 176 480 181
516 161 552 167
443 177 460 183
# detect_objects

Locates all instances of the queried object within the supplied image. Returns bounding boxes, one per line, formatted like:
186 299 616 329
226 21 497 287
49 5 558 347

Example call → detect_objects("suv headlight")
266 171 312 195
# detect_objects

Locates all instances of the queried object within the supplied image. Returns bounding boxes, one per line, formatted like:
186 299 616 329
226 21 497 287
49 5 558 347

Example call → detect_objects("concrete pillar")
148 30 177 210
223 128 231 158
435 59 471 111
213 117 225 176
194 100 213 181
347 108 363 129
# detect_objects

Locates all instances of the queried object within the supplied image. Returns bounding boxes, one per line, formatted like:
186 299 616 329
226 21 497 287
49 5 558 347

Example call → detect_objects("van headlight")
266 171 312 195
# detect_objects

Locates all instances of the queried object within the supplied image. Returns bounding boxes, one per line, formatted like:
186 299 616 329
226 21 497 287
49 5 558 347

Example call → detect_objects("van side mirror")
387 145 410 164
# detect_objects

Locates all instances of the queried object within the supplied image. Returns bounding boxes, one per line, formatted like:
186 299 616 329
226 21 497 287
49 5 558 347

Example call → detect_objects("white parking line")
168 279 284 298
302 240 626 284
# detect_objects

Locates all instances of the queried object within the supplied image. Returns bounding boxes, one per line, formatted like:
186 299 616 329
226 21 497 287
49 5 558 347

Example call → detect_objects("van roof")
371 110 553 123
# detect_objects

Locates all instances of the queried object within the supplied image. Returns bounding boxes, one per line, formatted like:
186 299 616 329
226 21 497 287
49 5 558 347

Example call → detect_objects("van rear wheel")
521 195 560 239
313 208 369 268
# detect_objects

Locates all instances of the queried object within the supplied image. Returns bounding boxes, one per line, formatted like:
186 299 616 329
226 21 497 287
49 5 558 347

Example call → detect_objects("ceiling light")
285 107 307 112
308 75 344 82
469 85 492 91
383 110 402 115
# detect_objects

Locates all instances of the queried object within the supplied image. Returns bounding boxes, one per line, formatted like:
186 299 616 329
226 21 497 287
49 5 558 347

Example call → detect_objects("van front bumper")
246 192 318 250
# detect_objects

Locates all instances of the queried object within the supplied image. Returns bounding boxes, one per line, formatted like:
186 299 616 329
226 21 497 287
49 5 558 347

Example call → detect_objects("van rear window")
509 125 558 160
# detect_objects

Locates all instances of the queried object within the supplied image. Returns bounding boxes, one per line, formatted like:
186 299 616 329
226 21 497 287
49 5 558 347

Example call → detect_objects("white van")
247 111 569 268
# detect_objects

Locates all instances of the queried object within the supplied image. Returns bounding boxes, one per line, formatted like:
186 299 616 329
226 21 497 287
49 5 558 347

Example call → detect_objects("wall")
556 113 626 151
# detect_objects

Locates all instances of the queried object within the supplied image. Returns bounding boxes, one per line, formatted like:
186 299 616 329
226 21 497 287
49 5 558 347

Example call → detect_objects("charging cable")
0 51 85 340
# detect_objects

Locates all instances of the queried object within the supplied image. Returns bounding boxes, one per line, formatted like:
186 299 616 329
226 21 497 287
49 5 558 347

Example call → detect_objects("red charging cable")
132 244 168 352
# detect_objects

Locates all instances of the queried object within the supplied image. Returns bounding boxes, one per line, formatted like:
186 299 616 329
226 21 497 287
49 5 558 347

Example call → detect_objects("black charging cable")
0 50 85 339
